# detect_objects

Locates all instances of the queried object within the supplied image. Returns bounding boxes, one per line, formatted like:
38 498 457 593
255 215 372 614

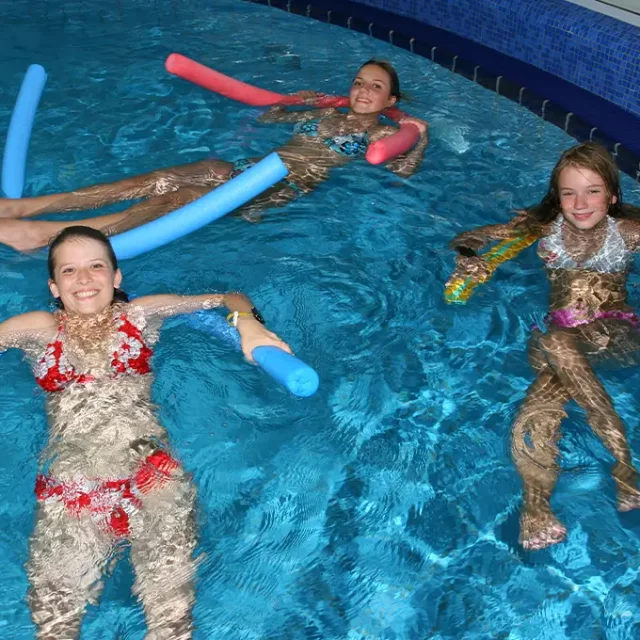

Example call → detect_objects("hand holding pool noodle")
444 234 537 304
187 312 319 397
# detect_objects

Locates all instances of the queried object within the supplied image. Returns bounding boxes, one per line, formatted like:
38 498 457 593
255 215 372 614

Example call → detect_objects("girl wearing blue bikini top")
448 143 640 553
0 60 429 250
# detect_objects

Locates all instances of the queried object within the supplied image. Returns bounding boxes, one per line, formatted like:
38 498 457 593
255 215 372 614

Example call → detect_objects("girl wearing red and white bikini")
0 225 291 639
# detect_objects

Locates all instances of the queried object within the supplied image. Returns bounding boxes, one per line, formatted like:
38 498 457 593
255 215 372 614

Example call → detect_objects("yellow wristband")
226 311 255 327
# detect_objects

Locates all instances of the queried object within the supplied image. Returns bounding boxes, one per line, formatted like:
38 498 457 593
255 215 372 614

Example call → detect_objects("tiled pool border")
245 0 640 182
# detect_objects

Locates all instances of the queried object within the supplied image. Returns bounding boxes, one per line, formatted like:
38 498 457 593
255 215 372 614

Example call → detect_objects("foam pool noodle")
444 234 537 304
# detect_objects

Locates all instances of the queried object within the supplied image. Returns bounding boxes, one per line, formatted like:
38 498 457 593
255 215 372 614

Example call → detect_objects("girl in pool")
0 60 428 252
0 225 292 638
447 142 640 551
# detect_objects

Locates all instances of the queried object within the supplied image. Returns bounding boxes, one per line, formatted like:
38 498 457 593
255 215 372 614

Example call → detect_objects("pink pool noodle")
165 53 421 164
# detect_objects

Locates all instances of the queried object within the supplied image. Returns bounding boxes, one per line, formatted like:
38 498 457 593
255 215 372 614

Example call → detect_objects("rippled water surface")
2 0 640 638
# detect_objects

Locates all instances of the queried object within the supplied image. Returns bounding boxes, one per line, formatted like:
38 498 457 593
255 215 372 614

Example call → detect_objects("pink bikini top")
34 314 153 392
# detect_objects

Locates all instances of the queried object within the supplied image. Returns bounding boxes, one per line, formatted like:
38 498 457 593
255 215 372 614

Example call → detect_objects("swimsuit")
293 119 369 158
36 450 179 537
536 217 637 329
538 216 632 274
546 307 639 329
33 311 173 536
34 313 152 392
229 120 369 196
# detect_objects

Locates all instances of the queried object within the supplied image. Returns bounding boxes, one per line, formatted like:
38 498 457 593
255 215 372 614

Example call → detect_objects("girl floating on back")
0 226 291 637
0 60 428 251
448 143 640 550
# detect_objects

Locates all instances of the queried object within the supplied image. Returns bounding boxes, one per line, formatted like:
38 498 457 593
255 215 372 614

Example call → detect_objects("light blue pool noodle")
252 346 319 397
187 312 319 397
111 152 288 260
2 64 48 198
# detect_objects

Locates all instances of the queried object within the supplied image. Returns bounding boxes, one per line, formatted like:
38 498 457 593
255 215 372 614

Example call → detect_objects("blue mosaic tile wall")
350 0 640 118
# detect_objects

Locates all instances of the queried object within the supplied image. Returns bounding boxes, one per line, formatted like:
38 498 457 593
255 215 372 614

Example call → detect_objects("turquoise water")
2 0 640 638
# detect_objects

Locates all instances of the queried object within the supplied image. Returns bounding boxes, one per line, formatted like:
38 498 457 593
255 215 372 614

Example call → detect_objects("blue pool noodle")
0 70 312 393
188 312 319 397
111 152 288 260
2 64 48 198
252 346 319 398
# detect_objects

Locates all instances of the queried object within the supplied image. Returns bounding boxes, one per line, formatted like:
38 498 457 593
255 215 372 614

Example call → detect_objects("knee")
511 409 564 459
511 409 537 460
511 419 535 461
150 174 180 196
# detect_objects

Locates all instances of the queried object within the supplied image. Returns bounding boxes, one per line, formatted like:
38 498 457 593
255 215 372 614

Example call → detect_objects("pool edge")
244 0 640 182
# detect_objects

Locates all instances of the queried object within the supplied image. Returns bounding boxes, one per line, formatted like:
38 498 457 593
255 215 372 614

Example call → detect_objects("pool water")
2 0 640 638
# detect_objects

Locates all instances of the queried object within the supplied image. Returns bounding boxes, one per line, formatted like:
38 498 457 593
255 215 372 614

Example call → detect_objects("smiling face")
349 64 397 114
48 237 122 315
557 165 616 231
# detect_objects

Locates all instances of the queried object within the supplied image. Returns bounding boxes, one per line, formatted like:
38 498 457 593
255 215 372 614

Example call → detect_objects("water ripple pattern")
1 0 640 638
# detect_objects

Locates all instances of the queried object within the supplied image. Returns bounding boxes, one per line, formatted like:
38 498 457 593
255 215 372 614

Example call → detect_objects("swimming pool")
2 0 640 637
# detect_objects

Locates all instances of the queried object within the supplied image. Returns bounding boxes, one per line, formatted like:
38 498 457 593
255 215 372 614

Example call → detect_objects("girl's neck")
346 111 381 128
563 215 609 238
60 305 117 333
60 305 120 349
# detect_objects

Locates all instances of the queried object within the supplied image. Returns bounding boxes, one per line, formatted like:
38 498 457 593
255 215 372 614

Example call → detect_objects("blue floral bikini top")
293 120 369 158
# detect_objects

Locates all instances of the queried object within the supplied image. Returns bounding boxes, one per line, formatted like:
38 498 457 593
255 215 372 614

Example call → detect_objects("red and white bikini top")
34 313 153 392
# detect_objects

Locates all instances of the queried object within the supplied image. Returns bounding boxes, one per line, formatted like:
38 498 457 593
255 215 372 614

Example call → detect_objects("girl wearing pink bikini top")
0 226 293 639
447 142 640 554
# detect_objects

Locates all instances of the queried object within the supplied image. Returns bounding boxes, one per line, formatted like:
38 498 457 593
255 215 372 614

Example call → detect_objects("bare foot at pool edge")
520 506 567 551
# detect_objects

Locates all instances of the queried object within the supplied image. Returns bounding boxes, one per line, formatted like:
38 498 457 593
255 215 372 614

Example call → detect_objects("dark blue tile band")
245 0 640 180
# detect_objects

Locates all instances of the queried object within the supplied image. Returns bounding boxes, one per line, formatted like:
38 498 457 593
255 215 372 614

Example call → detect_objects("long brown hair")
522 143 640 230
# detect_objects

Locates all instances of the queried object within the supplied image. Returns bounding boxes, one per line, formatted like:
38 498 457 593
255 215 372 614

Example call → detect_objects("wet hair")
358 59 402 101
48 226 129 308
522 143 640 231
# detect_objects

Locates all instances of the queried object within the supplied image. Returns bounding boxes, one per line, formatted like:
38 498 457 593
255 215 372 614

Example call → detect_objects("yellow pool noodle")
445 234 537 304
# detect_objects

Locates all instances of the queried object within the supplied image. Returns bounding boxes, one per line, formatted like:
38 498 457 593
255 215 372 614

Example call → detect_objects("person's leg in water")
0 157 304 250
27 502 115 638
539 323 640 511
0 186 213 251
0 159 234 251
511 332 571 551
0 159 233 219
129 458 198 640
513 321 640 550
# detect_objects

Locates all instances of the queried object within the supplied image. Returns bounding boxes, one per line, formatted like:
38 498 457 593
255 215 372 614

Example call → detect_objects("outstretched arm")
258 91 337 124
448 211 537 281
0 311 56 352
381 118 429 178
450 211 532 252
134 292 292 362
